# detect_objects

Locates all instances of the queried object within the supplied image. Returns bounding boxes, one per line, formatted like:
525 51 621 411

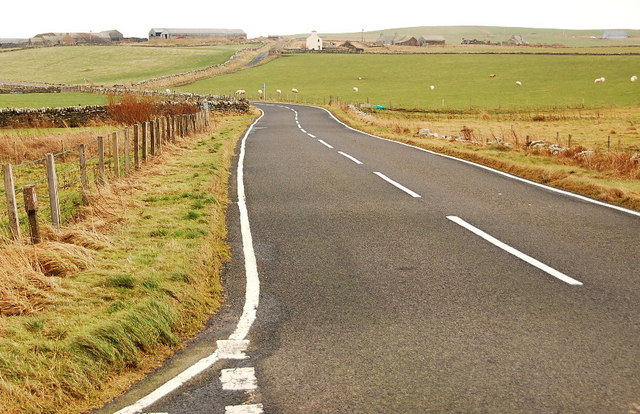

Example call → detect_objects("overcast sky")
2 0 639 39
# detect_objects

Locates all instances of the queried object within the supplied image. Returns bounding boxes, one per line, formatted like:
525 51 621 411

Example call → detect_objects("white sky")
2 0 639 39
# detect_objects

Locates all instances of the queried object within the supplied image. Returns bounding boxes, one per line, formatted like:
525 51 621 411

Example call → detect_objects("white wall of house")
306 31 323 50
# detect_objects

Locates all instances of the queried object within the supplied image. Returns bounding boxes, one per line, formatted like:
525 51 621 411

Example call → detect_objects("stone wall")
0 106 109 128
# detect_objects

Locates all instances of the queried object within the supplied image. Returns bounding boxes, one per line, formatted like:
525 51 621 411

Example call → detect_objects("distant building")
393 36 419 46
0 38 29 48
419 35 445 46
148 28 247 40
306 31 323 50
505 35 528 45
30 30 123 46
603 30 629 39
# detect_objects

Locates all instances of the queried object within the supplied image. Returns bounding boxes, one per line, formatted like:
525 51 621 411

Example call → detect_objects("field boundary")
1 106 211 241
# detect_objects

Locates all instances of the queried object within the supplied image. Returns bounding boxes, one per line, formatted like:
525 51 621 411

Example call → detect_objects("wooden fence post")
23 185 40 244
3 164 21 239
78 144 89 204
45 153 61 228
112 132 120 177
134 124 140 169
142 122 149 162
150 119 156 156
97 136 106 185
124 128 131 174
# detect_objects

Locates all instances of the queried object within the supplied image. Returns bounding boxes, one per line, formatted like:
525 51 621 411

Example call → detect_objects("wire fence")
2 109 210 241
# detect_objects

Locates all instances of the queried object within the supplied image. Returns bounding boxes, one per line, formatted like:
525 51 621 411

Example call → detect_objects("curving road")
100 102 640 414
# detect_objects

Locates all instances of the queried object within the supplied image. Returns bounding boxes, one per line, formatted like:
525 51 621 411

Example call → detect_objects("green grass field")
0 92 107 108
0 45 245 85
177 53 640 109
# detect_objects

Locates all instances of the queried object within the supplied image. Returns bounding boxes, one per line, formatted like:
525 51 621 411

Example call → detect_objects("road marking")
217 339 249 360
447 216 583 286
316 106 640 218
300 128 307 133
374 172 421 198
113 110 264 414
307 133 316 138
220 367 258 391
338 151 363 165
318 139 334 149
225 404 264 414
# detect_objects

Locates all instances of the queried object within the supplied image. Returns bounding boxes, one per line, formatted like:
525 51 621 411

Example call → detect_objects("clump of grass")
106 274 136 290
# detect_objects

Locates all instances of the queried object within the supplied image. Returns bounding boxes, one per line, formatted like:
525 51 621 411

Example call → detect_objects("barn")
148 28 247 40
419 35 445 46
603 30 629 39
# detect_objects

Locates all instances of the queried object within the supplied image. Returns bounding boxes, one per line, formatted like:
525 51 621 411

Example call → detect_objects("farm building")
603 30 629 39
504 35 528 45
148 28 246 40
306 31 323 50
0 38 29 48
419 35 445 46
340 41 365 52
376 34 423 46
30 30 123 46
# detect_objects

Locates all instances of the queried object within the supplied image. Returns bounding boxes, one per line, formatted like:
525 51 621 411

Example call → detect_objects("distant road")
102 102 640 414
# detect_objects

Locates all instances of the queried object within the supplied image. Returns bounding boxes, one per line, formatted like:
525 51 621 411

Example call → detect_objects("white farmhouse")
306 31 323 50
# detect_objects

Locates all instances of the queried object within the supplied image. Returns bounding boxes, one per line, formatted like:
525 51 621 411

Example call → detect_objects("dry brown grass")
333 104 640 210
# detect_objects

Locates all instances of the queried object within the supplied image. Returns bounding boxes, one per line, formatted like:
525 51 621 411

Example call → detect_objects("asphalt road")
100 102 640 414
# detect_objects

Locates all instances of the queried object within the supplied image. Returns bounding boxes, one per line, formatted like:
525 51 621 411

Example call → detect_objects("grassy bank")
330 105 640 210
0 111 254 413
0 93 108 109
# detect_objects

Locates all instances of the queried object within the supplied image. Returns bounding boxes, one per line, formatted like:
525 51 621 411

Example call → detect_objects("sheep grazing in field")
291 88 299 93
489 74 497 78
353 87 359 92
515 81 522 86
594 77 606 83
276 89 282 94
430 85 436 90
358 76 363 80
235 89 246 95
631 75 638 82
258 89 263 95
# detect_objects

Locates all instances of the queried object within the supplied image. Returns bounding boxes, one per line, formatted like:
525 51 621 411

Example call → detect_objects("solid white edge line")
113 110 265 414
318 139 334 149
338 151 364 165
447 216 583 286
374 172 421 198
311 106 640 218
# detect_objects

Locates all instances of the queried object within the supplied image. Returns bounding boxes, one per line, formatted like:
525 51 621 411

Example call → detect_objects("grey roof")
603 30 629 39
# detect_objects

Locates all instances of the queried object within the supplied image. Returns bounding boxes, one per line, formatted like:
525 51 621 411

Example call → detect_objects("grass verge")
0 111 256 413
329 105 640 211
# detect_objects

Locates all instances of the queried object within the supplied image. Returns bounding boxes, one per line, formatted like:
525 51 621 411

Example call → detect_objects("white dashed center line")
338 151 363 165
447 216 583 286
318 139 334 149
373 172 421 198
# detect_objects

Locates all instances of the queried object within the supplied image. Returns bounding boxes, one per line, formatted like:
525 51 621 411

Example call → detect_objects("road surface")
100 102 640 414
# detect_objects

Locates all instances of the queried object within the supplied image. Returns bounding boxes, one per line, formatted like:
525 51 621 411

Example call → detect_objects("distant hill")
291 26 640 47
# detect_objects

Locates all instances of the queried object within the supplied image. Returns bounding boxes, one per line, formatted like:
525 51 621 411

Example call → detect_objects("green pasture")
178 54 640 109
0 45 245 85
0 92 107 108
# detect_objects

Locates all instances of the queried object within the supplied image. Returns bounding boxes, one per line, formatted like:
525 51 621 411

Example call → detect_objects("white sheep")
631 75 638 82
235 89 246 95
594 77 605 83
276 89 282 94
353 87 359 92
291 88 299 93
515 81 522 86
489 74 497 78
429 85 436 90
258 89 263 95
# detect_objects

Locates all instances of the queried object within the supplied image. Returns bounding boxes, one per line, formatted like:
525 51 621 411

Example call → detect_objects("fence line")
1 108 210 242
